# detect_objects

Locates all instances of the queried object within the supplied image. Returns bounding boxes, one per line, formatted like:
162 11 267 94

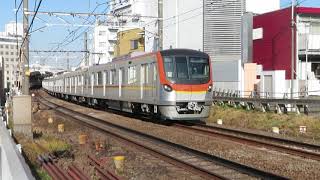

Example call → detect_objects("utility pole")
290 0 296 99
158 0 163 50
22 0 30 95
84 32 88 66
175 0 179 48
305 22 310 97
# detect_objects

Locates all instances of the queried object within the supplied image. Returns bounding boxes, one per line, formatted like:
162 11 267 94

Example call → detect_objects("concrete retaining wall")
0 114 34 180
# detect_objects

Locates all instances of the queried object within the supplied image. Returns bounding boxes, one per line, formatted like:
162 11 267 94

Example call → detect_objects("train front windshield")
163 56 210 84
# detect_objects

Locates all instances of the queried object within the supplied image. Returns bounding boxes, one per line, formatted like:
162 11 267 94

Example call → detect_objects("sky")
1 0 320 67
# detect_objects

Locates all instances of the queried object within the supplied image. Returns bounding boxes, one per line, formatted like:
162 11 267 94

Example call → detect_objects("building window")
7 71 9 74
11 58 14 62
5 52 8 55
99 42 106 47
5 58 8 61
10 45 14 49
16 58 19 62
10 52 14 55
5 45 8 49
130 40 139 50
99 31 106 36
5 64 9 68
0 51 3 55
0 45 3 48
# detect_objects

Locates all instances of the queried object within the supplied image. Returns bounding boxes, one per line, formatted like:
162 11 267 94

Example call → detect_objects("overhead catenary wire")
38 2 111 66
19 0 44 56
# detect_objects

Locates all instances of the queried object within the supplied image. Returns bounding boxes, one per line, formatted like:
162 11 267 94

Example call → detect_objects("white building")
92 20 118 65
0 22 23 89
90 0 158 65
5 22 23 37
162 0 280 52
111 0 158 52
203 0 280 93
162 0 203 51
246 0 280 15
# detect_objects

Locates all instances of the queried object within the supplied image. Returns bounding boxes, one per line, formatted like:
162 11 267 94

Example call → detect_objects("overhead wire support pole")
22 0 29 95
291 0 296 99
305 21 310 97
21 0 43 94
158 0 163 51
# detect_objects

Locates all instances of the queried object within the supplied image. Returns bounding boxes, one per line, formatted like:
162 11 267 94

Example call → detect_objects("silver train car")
43 49 213 120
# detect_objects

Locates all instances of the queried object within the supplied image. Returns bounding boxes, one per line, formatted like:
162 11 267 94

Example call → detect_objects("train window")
88 74 91 85
97 72 103 85
176 57 189 79
128 66 137 84
153 64 157 81
147 64 151 84
110 69 116 85
189 57 210 79
91 73 94 86
104 71 108 85
164 57 174 78
95 73 98 85
78 76 81 85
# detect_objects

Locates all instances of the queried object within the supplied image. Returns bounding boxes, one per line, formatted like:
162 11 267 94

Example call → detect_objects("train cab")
157 49 213 120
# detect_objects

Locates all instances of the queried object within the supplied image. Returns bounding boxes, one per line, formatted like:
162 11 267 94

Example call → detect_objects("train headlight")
163 84 173 92
208 85 213 92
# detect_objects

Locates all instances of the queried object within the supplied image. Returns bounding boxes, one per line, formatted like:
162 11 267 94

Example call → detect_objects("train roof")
160 49 209 59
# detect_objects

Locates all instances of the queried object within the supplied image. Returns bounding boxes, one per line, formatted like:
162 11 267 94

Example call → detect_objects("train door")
103 71 107 97
141 64 149 99
81 75 84 95
64 78 67 93
74 76 77 94
152 62 158 101
119 68 124 98
140 64 145 99
144 63 154 100
91 73 94 95
69 77 72 93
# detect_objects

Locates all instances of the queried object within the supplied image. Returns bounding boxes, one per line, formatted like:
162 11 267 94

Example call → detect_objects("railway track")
36 93 288 180
174 123 320 161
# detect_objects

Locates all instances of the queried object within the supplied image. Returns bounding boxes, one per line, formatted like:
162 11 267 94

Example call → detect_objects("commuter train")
42 49 213 120
29 71 53 89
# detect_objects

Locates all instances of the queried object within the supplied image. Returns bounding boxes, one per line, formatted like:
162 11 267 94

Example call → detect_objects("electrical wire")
39 1 111 66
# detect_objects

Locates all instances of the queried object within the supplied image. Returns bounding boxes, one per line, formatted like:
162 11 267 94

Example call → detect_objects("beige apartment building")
0 22 23 89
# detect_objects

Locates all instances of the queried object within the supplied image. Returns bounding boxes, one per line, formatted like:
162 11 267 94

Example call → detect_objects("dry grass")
19 135 71 163
207 105 320 142
15 134 71 180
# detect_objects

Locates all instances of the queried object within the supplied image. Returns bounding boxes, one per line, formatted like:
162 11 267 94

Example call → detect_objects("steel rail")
37 94 289 180
174 124 320 161
198 123 320 150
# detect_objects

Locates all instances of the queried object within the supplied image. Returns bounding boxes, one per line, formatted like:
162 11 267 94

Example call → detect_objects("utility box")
12 95 32 137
